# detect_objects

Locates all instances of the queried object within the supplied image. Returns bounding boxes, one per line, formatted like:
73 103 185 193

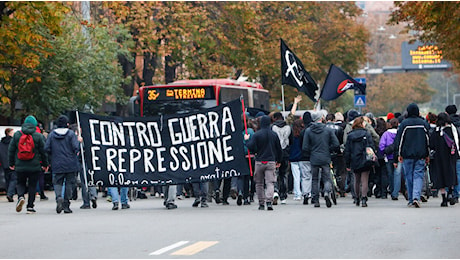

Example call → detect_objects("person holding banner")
245 115 283 211
45 115 82 214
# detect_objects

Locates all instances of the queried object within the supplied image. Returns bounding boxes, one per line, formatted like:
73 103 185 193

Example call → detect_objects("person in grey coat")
303 111 340 208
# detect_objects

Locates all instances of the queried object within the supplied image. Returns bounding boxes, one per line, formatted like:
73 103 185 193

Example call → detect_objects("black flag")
320 64 366 101
280 39 318 102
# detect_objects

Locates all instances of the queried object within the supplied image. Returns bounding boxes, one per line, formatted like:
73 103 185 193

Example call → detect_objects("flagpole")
76 110 89 193
281 84 286 112
241 96 253 177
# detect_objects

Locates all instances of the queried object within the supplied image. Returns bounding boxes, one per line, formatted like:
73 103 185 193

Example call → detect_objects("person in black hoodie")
393 103 430 208
303 111 340 208
245 115 282 211
0 128 16 202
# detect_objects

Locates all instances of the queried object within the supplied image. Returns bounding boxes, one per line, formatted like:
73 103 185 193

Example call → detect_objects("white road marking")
149 241 190 256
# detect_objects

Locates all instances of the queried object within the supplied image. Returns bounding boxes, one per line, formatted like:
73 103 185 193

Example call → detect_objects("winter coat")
45 128 81 174
379 128 397 160
429 125 459 189
271 120 292 158
246 116 283 163
393 116 430 160
0 135 12 169
8 123 48 173
344 128 375 172
302 122 340 166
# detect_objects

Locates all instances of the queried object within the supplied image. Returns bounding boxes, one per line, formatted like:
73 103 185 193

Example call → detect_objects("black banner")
320 64 366 101
79 99 249 187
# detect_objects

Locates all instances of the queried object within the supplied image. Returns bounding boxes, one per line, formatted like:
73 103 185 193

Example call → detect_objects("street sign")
354 95 366 107
354 77 366 85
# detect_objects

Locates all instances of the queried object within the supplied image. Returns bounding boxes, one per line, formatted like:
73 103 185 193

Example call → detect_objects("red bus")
128 79 270 117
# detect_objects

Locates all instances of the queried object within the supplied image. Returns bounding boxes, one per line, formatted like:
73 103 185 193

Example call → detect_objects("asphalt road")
0 190 459 259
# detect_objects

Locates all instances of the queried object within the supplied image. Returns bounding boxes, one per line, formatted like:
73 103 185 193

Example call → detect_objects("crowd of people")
2 97 460 213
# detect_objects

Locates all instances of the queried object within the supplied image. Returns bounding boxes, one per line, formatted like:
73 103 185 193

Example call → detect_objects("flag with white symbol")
320 64 366 101
280 39 318 102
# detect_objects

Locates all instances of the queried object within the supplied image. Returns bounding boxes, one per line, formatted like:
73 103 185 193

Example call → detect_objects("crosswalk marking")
170 241 219 256
149 241 189 256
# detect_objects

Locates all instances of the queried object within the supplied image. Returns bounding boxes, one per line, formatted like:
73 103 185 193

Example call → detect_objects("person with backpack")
344 116 376 207
429 112 459 207
8 115 49 214
45 115 82 214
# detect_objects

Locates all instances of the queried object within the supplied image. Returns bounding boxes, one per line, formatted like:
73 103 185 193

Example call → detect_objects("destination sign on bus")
144 86 215 102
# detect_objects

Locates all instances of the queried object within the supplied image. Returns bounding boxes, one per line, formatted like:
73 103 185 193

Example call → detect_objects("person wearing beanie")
45 115 83 214
8 115 49 214
302 110 340 208
393 103 430 208
387 113 395 121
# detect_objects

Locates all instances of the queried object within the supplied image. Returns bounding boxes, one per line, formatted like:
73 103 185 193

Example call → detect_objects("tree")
0 1 66 123
389 1 460 68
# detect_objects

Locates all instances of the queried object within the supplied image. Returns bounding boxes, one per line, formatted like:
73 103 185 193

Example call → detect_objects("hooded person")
392 103 430 208
8 115 49 213
302 111 340 208
446 104 460 127
245 115 283 211
45 115 82 214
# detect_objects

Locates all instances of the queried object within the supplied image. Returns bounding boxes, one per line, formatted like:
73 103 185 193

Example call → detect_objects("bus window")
219 87 249 105
253 90 270 110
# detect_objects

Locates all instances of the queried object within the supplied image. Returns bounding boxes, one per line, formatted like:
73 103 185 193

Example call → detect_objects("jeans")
4 168 17 197
163 185 176 205
391 161 403 198
453 160 460 198
402 159 426 203
254 161 277 205
16 171 39 208
290 162 302 198
237 175 250 199
108 187 129 205
299 161 312 197
311 164 332 202
53 172 76 208
193 182 209 202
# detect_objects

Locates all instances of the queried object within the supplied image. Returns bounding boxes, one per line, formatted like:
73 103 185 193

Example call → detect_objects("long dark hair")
292 119 304 138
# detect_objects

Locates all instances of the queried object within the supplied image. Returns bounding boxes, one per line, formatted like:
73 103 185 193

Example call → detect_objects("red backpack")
17 131 35 160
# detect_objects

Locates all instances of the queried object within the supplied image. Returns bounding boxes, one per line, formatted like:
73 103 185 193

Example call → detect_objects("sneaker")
6 195 13 202
237 194 243 206
56 198 64 214
413 199 420 208
91 199 97 209
243 199 251 205
420 195 427 203
121 203 130 209
64 208 73 214
16 197 25 212
303 196 309 205
112 202 119 210
325 195 332 208
391 197 398 201
176 195 184 200
40 196 49 201
280 199 287 205
258 204 265 210
266 202 273 211
160 193 165 198
80 205 91 209
215 190 221 204
450 196 456 205
166 203 177 210
293 196 302 201
26 207 36 214
273 192 279 205
154 192 160 198
407 202 414 208
106 196 112 202
201 201 209 208
222 199 229 205
192 199 200 207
